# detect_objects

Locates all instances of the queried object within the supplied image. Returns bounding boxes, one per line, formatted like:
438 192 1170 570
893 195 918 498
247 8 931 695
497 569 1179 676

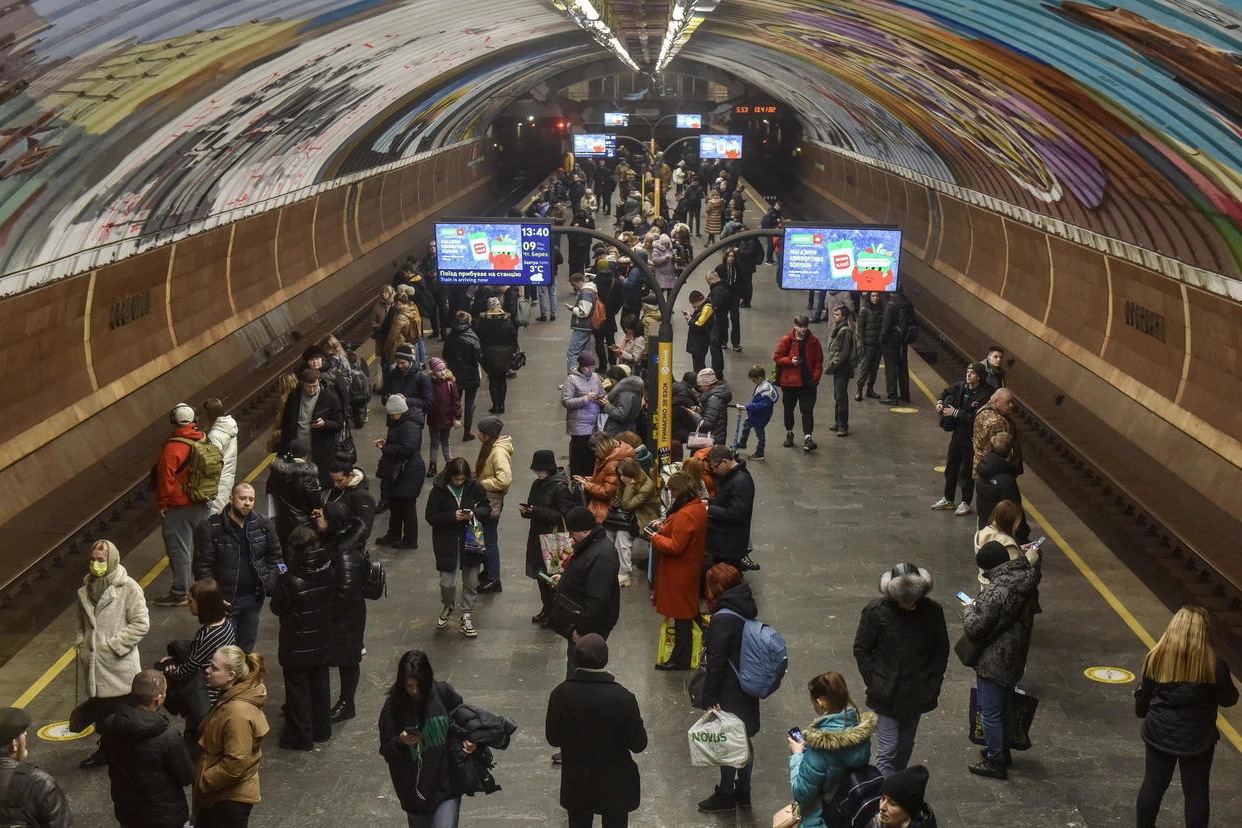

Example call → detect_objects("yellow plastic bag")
657 617 704 669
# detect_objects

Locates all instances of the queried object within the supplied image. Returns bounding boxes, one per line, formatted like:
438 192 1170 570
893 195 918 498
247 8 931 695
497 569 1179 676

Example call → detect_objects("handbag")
515 297 534 327
687 423 713 450
509 350 527 372
546 589 583 640
485 490 505 519
968 686 1039 750
335 426 358 464
954 630 987 668
939 414 957 432
462 519 487 561
539 522 574 575
603 505 634 531
688 667 708 709
375 454 406 483
772 803 800 828
362 553 386 600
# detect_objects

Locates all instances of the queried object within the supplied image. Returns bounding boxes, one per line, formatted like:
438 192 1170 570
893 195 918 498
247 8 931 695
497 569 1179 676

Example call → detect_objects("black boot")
329 700 356 723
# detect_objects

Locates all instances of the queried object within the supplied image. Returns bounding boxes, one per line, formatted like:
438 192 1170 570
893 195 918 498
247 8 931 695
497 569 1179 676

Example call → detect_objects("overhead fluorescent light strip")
552 0 641 71
654 0 719 75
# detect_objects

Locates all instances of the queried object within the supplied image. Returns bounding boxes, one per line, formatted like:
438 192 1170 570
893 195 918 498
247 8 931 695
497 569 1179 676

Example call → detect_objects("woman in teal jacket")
788 672 877 828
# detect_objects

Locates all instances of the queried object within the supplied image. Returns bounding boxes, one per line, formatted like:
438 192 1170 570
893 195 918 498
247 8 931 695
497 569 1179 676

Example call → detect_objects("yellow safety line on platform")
910 366 1242 755
9 451 277 708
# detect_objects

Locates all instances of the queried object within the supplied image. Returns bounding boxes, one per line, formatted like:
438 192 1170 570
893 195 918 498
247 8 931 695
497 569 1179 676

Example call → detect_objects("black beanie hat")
565 506 597 532
574 633 609 669
976 540 1010 572
881 764 929 815
0 707 31 743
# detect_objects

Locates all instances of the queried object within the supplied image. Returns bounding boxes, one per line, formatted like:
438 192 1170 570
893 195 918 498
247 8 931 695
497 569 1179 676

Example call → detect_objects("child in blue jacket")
734 365 779 460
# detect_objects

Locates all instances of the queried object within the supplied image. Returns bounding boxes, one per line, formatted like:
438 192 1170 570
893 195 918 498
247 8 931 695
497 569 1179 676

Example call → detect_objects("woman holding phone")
786 672 877 828
425 457 491 638
378 650 476 828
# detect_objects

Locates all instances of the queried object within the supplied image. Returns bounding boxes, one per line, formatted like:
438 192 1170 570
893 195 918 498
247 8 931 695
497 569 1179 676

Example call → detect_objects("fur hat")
530 450 558 473
395 344 416 363
170 403 195 425
575 633 609 669
565 506 597 532
0 707 31 743
696 368 717 387
385 394 408 415
427 357 446 372
976 541 1009 572
881 765 929 816
487 296 502 310
477 416 503 439
880 563 933 604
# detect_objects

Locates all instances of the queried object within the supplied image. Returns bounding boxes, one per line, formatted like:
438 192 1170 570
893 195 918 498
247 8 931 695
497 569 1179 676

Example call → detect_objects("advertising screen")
435 220 553 286
676 113 702 129
572 133 617 158
698 134 743 159
603 112 629 126
779 225 902 292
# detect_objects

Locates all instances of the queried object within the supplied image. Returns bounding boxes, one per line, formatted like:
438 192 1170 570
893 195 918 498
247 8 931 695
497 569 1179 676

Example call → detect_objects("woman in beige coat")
76 539 150 768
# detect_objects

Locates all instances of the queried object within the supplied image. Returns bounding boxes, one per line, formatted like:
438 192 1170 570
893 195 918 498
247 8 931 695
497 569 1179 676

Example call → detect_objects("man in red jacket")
773 315 825 453
153 403 207 607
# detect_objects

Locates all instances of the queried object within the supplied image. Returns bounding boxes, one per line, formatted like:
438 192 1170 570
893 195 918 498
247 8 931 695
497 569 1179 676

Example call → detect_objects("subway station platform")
3 260 1240 827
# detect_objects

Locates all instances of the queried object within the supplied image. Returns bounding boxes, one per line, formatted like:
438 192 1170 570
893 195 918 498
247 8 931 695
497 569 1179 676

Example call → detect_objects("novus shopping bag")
687 708 750 768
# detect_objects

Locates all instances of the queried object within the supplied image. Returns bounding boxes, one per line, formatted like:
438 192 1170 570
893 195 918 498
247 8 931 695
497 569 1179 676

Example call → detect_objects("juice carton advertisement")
829 239 855 281
852 243 895 290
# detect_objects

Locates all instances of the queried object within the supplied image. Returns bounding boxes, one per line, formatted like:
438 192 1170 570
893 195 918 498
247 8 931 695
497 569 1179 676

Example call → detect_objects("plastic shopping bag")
687 709 750 768
657 617 703 669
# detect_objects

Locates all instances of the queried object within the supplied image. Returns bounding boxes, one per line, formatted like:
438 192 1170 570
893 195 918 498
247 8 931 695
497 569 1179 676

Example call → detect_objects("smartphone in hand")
788 727 803 743
956 590 973 605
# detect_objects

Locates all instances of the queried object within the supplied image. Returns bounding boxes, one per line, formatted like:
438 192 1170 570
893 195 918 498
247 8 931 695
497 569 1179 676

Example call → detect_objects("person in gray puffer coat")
695 368 733 445
853 563 949 776
962 542 1041 780
561 352 606 477
600 366 645 437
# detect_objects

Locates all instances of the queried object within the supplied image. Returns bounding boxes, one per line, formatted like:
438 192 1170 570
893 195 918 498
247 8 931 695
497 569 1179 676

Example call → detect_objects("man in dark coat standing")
100 670 195 828
705 446 757 572
556 508 621 675
277 367 344 488
546 634 647 828
852 563 949 776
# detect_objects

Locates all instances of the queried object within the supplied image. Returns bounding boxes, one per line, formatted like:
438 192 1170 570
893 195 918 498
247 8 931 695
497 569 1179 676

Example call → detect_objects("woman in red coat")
647 472 707 670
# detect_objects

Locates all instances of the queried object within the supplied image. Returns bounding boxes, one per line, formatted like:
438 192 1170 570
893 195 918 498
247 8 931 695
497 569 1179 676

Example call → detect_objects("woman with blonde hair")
75 539 150 769
573 431 634 524
1135 606 1238 827
196 646 268 826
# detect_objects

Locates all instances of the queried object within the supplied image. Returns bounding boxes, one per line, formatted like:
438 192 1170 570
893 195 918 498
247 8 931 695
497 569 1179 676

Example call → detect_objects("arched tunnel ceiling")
3 0 1242 282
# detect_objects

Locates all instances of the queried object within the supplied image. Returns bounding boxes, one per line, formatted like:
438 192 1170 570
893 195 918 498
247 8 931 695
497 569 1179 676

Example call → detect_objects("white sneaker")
437 604 454 629
930 498 955 510
460 615 477 638
618 573 632 587
954 502 973 517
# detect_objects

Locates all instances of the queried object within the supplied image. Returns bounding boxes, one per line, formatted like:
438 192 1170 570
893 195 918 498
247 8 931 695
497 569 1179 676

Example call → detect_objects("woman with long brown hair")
786 672 877 828
1135 606 1238 827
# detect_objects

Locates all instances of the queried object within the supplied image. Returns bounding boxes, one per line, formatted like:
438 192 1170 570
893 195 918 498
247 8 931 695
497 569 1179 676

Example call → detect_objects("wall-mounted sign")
435 220 552 285
734 105 780 115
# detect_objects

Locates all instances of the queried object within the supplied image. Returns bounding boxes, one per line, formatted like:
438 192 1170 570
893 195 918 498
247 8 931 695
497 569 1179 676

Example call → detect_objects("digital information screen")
676 113 702 129
779 225 902 292
435 220 553 286
572 133 617 157
699 134 743 159
603 112 629 126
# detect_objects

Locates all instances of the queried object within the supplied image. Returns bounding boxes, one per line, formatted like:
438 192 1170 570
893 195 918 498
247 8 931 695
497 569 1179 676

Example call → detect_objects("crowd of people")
3 165 1238 828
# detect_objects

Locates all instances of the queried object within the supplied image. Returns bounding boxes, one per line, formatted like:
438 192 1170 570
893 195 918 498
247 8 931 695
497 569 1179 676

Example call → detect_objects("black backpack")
895 305 919 345
822 764 883 828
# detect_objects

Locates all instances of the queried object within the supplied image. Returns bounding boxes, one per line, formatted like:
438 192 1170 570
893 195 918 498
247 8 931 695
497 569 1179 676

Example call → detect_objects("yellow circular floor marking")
38 722 93 741
933 465 946 473
1084 666 1135 684
891 406 919 414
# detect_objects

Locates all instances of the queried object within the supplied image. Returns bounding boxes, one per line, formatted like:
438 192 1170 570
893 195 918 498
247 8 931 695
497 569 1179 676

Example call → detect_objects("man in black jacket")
557 508 620 677
385 344 434 415
853 564 949 776
879 288 915 404
193 482 284 653
546 634 647 827
325 461 377 539
100 671 195 828
277 367 344 488
0 707 72 828
706 446 757 571
931 363 994 517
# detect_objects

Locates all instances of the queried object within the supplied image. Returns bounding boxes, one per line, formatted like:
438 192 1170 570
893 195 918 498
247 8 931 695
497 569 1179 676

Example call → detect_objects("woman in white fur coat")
75 539 150 769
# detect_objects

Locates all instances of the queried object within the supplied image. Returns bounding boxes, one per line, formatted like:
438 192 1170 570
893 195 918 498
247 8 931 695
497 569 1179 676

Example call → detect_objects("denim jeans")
975 675 1013 761
538 280 557 319
874 712 921 776
566 328 595 374
228 594 264 654
405 796 461 828
482 518 501 583
739 421 766 454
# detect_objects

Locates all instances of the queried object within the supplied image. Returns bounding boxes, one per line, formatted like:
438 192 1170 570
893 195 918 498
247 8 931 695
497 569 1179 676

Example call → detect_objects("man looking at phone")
193 482 284 652
852 563 948 776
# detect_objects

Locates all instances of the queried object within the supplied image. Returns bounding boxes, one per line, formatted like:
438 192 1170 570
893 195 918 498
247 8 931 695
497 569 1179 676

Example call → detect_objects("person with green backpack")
153 404 211 608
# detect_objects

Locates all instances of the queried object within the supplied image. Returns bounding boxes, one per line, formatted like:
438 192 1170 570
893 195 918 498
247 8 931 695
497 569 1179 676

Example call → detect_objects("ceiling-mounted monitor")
603 112 629 126
676 113 702 129
699 134 743 159
779 224 902 293
435 220 553 285
572 133 618 158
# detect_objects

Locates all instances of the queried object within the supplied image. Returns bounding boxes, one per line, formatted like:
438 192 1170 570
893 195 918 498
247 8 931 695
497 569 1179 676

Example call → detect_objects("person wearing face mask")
519 450 576 625
773 315 824 453
75 539 151 769
0 707 73 827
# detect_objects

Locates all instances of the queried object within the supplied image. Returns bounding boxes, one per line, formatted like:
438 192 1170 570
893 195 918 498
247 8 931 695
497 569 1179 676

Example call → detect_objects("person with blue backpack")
697 563 789 814
733 365 779 461
788 671 878 828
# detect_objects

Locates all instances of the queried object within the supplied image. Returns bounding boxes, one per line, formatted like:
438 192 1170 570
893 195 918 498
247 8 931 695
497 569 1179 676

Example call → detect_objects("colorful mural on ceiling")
685 0 1242 277
0 0 583 278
